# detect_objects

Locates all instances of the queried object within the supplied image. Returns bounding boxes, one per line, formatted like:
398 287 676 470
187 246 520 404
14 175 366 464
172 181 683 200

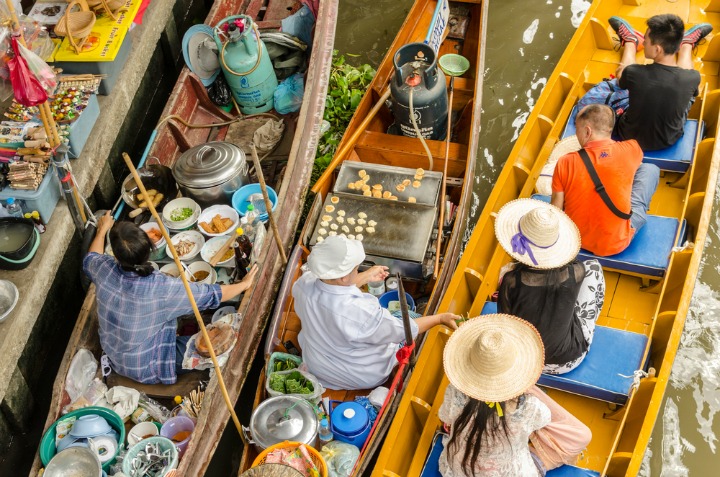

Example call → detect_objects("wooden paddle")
250 144 287 264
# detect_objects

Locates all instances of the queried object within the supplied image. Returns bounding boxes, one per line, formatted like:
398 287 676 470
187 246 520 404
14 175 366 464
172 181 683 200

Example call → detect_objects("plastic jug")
214 15 278 114
329 400 371 449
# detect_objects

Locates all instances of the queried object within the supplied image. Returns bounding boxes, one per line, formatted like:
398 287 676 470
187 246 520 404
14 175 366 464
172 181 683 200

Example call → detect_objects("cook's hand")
240 263 259 290
438 312 460 330
364 265 389 283
97 211 114 233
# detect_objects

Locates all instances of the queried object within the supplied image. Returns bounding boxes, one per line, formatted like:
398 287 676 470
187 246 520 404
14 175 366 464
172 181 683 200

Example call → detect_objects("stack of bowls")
197 204 239 237
162 197 201 231
200 236 236 267
139 222 167 261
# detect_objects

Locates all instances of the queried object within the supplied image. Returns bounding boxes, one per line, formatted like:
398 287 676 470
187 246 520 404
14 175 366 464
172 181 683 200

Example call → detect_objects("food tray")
333 161 442 207
309 193 436 263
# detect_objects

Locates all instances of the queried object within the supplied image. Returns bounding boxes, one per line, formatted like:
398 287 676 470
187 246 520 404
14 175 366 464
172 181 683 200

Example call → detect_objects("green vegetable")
269 372 286 393
274 358 299 373
170 207 193 221
268 371 314 395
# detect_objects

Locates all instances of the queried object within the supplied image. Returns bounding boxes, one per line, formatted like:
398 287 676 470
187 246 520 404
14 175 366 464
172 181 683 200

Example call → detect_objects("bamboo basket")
54 0 96 54
87 0 127 21
252 441 328 477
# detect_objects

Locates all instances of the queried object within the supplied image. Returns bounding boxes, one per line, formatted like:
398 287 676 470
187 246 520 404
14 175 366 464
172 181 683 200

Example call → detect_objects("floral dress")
438 384 551 477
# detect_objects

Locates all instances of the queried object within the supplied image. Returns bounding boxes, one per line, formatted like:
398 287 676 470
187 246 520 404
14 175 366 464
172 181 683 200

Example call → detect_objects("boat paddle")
396 272 416 366
121 152 249 445
434 54 470 278
250 144 287 264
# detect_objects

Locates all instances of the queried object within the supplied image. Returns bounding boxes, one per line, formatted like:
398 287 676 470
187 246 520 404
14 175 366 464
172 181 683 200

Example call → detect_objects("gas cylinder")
214 15 278 114
390 43 448 140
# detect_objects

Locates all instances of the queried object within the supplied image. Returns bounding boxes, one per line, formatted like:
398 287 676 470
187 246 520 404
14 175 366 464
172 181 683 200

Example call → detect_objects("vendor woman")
292 235 460 390
83 212 258 385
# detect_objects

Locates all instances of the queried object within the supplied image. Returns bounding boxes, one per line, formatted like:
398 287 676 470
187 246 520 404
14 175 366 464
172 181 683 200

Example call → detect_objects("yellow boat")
373 1 720 476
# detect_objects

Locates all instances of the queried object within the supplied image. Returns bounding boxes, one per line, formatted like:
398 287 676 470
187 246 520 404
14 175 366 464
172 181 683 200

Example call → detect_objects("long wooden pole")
122 152 247 443
250 144 287 264
434 76 454 279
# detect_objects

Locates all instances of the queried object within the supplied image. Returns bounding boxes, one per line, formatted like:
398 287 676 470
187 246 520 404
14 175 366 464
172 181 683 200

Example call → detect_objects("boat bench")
529 194 685 278
481 302 648 404
420 432 600 477
562 104 702 173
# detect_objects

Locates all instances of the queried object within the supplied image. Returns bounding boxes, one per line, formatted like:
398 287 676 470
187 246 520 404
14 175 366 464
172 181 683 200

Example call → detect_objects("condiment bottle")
368 280 386 297
5 197 23 218
318 417 334 444
232 227 252 281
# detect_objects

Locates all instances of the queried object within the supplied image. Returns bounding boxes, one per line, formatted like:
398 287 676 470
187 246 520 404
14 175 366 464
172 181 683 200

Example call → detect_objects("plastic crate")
0 165 61 223
68 93 100 158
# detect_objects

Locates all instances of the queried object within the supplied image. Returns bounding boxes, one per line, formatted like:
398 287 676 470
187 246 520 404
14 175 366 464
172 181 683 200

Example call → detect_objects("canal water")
336 0 720 475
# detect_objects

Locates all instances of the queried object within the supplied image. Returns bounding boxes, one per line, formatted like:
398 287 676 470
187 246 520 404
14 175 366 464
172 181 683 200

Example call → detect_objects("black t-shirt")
498 262 587 365
617 63 700 151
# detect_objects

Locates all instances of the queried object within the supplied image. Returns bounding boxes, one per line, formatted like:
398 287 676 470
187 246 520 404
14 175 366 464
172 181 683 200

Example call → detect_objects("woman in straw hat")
494 198 605 375
439 314 591 476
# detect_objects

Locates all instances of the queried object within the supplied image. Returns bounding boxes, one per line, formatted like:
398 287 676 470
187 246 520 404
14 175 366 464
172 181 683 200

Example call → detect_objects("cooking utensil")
44 447 102 477
247 395 318 451
0 217 40 270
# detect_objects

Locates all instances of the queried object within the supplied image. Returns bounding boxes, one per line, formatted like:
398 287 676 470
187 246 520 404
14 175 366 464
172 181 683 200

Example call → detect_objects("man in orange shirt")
551 104 660 256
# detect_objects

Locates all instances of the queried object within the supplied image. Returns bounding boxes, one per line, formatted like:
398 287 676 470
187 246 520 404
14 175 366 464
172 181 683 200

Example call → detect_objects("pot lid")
173 142 248 188
250 396 317 449
331 402 369 435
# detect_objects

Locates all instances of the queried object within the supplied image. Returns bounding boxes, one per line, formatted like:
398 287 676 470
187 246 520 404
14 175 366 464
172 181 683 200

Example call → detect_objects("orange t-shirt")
552 138 643 256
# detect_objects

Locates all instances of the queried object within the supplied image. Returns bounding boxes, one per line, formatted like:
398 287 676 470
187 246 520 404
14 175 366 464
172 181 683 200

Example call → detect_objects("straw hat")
494 198 580 269
443 314 544 402
535 135 581 196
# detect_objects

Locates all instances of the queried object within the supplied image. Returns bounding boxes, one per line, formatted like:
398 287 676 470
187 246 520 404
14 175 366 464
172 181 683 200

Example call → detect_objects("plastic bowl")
122 436 178 475
162 197 201 230
160 416 195 459
232 184 277 222
197 204 239 237
44 447 102 477
378 291 416 312
159 263 181 278
166 230 205 261
140 222 167 261
69 414 112 438
200 236 235 267
185 261 217 285
40 406 125 471
127 421 159 446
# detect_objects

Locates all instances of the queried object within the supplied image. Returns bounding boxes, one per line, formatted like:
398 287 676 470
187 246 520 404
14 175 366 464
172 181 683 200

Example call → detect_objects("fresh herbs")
170 207 193 222
274 357 299 373
268 370 314 395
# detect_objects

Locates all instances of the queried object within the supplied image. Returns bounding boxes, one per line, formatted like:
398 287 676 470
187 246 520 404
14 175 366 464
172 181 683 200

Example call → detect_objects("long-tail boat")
372 1 720 476
30 0 338 475
237 0 488 474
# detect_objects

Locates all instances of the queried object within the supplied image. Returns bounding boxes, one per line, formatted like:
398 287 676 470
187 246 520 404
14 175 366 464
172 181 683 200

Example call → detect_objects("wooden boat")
372 1 720 476
30 0 338 475
237 0 488 474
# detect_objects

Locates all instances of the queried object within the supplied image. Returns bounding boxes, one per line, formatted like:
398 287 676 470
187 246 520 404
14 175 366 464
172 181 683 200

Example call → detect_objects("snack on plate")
325 205 335 213
331 196 340 204
199 214 233 234
408 196 417 203
412 180 421 188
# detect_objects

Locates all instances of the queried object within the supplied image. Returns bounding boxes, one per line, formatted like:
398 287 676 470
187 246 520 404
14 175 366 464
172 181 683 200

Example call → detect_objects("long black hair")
447 396 511 476
109 221 155 277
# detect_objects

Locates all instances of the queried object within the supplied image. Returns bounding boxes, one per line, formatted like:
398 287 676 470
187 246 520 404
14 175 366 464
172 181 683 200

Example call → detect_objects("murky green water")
337 0 720 474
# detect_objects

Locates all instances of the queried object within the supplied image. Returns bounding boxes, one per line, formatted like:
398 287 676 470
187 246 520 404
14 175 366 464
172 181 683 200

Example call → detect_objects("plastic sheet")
274 73 304 114
320 441 360 477
65 348 98 402
266 368 324 403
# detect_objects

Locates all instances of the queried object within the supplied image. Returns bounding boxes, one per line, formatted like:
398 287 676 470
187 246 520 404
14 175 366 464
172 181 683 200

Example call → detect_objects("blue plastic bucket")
231 183 278 222
378 291 416 312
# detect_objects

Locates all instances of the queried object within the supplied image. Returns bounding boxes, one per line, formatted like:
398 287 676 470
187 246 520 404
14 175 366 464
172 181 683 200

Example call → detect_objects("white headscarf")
307 235 366 279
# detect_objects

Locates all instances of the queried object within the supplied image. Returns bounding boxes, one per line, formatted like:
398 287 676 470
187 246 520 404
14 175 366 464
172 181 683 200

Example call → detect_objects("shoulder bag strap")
577 148 633 220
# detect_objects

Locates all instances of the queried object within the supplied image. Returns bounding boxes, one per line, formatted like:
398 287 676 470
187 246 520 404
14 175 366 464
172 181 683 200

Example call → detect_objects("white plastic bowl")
185 261 218 285
162 197 200 230
200 236 235 267
165 230 205 261
197 204 239 237
159 263 181 278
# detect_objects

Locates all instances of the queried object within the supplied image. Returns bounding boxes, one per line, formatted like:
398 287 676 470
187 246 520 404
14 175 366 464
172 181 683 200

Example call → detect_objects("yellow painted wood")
371 1 720 476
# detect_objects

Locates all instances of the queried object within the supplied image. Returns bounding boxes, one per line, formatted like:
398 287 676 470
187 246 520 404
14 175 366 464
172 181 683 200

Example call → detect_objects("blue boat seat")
421 431 600 477
523 199 685 279
480 302 648 404
562 104 702 173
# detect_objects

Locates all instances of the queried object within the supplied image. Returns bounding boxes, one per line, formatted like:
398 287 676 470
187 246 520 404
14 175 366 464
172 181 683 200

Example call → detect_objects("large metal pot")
172 141 249 207
246 395 318 451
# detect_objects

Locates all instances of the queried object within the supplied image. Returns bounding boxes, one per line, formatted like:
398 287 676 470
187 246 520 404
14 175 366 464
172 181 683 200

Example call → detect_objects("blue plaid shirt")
83 253 221 384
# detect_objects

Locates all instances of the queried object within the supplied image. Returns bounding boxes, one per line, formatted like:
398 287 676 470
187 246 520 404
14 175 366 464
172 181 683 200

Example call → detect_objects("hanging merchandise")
214 15 278 114
16 40 56 93
7 36 47 106
390 42 448 141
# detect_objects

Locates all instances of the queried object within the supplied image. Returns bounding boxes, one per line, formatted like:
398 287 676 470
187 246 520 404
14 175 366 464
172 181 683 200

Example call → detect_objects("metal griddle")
309 193 436 263
334 162 442 206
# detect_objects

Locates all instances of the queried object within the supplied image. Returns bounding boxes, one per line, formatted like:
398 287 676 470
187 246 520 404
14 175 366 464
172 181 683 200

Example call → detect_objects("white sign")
425 0 450 54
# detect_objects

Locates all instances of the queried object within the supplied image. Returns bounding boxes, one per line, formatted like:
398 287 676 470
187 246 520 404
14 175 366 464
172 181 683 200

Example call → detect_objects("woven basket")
252 441 328 477
54 0 96 54
88 0 128 21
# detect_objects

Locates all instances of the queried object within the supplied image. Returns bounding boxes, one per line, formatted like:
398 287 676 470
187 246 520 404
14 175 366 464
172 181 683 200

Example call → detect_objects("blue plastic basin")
231 183 278 222
378 291 416 312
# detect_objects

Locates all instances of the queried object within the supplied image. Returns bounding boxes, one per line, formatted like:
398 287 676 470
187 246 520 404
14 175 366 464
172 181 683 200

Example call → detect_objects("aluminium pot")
246 395 318 451
172 141 249 207
0 217 40 271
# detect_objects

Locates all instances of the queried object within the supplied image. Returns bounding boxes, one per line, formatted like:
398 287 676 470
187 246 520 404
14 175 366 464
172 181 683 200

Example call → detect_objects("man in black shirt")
609 14 711 151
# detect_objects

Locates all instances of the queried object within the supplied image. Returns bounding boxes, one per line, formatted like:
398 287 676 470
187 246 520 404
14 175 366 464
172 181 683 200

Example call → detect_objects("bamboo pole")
250 144 287 264
434 77 454 279
122 152 247 444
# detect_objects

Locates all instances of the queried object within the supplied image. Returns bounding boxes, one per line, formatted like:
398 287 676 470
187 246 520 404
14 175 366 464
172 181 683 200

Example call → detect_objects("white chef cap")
307 235 366 279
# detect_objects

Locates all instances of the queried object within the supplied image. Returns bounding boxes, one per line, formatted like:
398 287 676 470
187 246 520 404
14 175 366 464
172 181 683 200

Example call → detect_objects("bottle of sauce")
232 227 252 281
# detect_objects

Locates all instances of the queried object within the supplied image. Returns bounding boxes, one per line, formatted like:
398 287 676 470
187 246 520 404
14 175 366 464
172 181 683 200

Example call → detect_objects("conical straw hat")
443 314 544 402
495 198 581 269
535 135 581 196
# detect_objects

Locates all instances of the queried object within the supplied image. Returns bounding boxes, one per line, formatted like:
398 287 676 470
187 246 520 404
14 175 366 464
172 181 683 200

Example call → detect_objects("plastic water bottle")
319 418 333 444
5 198 23 218
245 204 259 224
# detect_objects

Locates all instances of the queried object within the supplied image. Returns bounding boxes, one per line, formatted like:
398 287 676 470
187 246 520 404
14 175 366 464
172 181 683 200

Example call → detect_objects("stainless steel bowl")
0 280 18 323
44 447 103 477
